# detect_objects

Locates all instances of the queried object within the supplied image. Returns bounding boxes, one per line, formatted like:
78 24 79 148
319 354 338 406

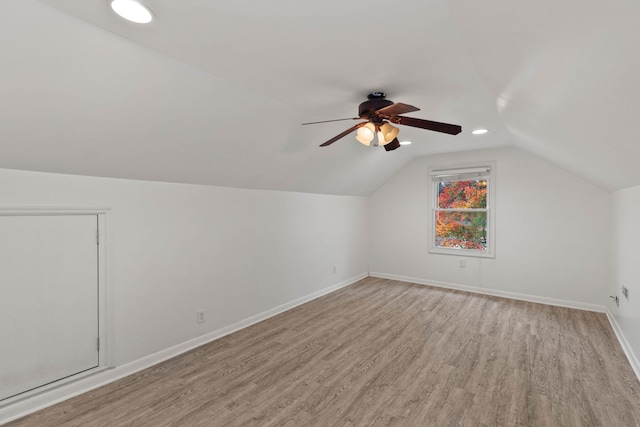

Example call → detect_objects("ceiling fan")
302 92 462 151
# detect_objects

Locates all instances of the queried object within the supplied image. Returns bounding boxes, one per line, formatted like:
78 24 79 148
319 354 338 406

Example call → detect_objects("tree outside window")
430 165 493 256
435 180 487 251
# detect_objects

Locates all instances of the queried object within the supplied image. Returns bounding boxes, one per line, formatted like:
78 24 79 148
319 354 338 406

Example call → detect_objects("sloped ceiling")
0 0 638 195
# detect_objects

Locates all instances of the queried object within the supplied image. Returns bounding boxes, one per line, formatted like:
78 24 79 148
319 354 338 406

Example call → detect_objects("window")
429 164 495 257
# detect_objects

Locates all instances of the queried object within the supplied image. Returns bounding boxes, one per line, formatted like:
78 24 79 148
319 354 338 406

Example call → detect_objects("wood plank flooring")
7 277 640 426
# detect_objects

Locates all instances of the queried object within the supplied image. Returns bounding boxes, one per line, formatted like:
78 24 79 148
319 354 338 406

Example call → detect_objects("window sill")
428 247 495 259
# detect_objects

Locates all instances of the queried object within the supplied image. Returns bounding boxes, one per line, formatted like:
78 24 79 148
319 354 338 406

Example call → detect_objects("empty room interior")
2 0 640 425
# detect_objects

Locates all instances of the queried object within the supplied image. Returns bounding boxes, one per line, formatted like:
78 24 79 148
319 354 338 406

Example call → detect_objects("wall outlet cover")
196 310 205 324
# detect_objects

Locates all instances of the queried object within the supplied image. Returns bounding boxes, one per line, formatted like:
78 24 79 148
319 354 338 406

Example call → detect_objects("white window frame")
428 162 496 258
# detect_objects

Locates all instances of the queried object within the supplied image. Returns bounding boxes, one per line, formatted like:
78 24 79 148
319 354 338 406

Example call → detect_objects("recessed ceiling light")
110 0 154 24
472 128 489 135
399 140 412 146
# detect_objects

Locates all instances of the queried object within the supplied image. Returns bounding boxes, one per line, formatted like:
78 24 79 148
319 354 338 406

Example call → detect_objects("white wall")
611 185 640 373
0 168 369 366
370 147 611 308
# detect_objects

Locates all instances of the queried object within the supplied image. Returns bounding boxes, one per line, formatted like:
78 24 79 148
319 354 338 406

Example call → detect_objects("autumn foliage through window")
435 179 488 251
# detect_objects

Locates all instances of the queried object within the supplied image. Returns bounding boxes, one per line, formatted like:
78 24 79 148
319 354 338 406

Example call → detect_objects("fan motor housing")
359 92 393 118
358 97 393 120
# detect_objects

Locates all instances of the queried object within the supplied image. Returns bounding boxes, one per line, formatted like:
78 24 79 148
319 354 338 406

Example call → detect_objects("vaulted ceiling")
1 0 638 195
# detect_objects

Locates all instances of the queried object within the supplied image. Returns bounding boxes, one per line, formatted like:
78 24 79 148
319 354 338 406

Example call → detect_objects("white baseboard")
0 273 367 425
605 308 640 382
370 272 640 384
369 272 606 313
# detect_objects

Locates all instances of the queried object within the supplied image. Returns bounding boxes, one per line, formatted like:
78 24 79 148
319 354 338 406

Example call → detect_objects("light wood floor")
7 277 640 426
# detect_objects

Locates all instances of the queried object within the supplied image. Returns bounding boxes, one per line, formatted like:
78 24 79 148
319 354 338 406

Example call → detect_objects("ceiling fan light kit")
354 122 399 147
355 123 376 146
303 92 462 151
379 122 399 145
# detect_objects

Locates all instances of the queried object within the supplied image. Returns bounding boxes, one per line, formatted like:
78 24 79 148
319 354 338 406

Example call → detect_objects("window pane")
437 180 487 209
435 210 488 251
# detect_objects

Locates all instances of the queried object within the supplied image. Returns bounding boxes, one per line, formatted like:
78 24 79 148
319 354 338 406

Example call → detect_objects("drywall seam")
0 272 367 425
369 272 605 313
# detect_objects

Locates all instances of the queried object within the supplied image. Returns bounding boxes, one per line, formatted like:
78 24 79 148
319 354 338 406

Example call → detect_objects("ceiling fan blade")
319 122 366 147
384 138 401 151
395 116 462 135
376 102 420 117
302 117 359 125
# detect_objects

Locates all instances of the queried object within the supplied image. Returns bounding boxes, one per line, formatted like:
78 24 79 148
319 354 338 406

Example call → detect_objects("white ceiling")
1 0 638 195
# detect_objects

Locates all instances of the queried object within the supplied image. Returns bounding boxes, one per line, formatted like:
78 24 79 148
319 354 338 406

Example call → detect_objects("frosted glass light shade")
355 123 375 146
378 123 399 145
110 0 153 23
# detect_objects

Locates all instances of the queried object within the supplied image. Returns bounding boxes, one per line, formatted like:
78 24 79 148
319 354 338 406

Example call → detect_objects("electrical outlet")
622 285 629 301
196 310 205 324
333 265 337 274
610 295 619 307
459 259 466 268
